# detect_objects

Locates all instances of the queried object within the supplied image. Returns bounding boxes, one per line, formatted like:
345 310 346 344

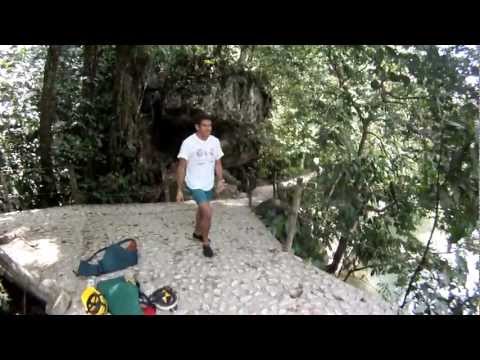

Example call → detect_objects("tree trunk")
272 170 277 199
246 46 256 64
213 45 224 59
0 173 13 212
109 46 150 173
326 220 359 274
159 158 169 202
38 45 61 208
82 45 99 101
284 178 304 252
246 167 255 208
477 45 480 230
357 120 370 157
238 45 249 66
326 119 370 274
83 45 100 180
246 175 252 208
68 165 85 204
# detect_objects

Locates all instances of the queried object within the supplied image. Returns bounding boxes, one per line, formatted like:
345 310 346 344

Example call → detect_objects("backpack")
96 276 143 315
75 239 138 277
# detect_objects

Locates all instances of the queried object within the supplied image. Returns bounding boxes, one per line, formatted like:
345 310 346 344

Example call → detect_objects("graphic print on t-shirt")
193 147 215 166
191 147 215 165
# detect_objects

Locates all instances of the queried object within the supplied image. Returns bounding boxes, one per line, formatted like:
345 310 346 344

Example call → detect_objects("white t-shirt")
177 133 224 191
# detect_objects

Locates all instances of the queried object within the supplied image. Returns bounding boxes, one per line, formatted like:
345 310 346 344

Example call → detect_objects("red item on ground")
126 239 137 252
143 305 156 315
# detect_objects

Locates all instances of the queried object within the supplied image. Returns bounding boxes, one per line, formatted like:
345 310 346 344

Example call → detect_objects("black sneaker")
203 244 214 258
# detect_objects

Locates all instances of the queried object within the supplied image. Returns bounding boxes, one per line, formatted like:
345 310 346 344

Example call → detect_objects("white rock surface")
0 199 396 315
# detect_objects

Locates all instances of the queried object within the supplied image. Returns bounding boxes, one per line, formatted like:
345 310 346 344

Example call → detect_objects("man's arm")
215 159 225 193
176 159 187 202
215 139 225 193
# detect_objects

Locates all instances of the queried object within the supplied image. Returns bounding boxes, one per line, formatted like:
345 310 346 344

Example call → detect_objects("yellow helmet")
81 287 108 315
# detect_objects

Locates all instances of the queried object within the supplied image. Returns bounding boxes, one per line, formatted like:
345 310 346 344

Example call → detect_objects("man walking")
176 112 225 257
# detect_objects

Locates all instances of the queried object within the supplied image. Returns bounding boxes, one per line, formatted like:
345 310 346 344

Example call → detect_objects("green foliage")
407 243 480 315
54 46 118 202
0 278 10 313
255 197 329 269
255 199 288 241
252 45 479 314
0 45 46 210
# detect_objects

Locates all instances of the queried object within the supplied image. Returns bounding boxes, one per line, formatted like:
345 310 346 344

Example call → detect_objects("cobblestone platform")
0 200 396 315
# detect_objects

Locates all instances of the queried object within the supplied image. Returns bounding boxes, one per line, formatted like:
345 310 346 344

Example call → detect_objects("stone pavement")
0 199 397 315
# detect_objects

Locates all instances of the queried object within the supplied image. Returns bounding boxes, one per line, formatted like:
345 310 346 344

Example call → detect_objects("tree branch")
384 90 427 101
400 101 445 310
326 49 344 88
344 265 371 282
357 120 370 157
284 178 305 252
366 131 399 174
380 79 427 102
322 170 345 211
343 262 391 281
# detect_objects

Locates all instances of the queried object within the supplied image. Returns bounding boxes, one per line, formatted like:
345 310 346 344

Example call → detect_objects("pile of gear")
75 239 178 315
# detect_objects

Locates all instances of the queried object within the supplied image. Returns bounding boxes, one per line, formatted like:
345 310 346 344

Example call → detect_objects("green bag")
96 276 143 315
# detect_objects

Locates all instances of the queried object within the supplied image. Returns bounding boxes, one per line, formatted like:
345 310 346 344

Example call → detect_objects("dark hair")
193 111 213 125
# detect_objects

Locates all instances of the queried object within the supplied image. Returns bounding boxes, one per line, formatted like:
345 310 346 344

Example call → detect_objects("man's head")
193 112 213 139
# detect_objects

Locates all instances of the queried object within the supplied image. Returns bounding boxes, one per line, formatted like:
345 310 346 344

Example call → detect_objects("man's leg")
194 207 202 236
190 189 214 257
198 202 212 246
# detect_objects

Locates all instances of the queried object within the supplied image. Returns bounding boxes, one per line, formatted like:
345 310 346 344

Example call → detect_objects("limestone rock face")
143 55 272 193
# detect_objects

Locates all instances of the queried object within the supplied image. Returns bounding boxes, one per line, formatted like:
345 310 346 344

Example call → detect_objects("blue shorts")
186 187 214 205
